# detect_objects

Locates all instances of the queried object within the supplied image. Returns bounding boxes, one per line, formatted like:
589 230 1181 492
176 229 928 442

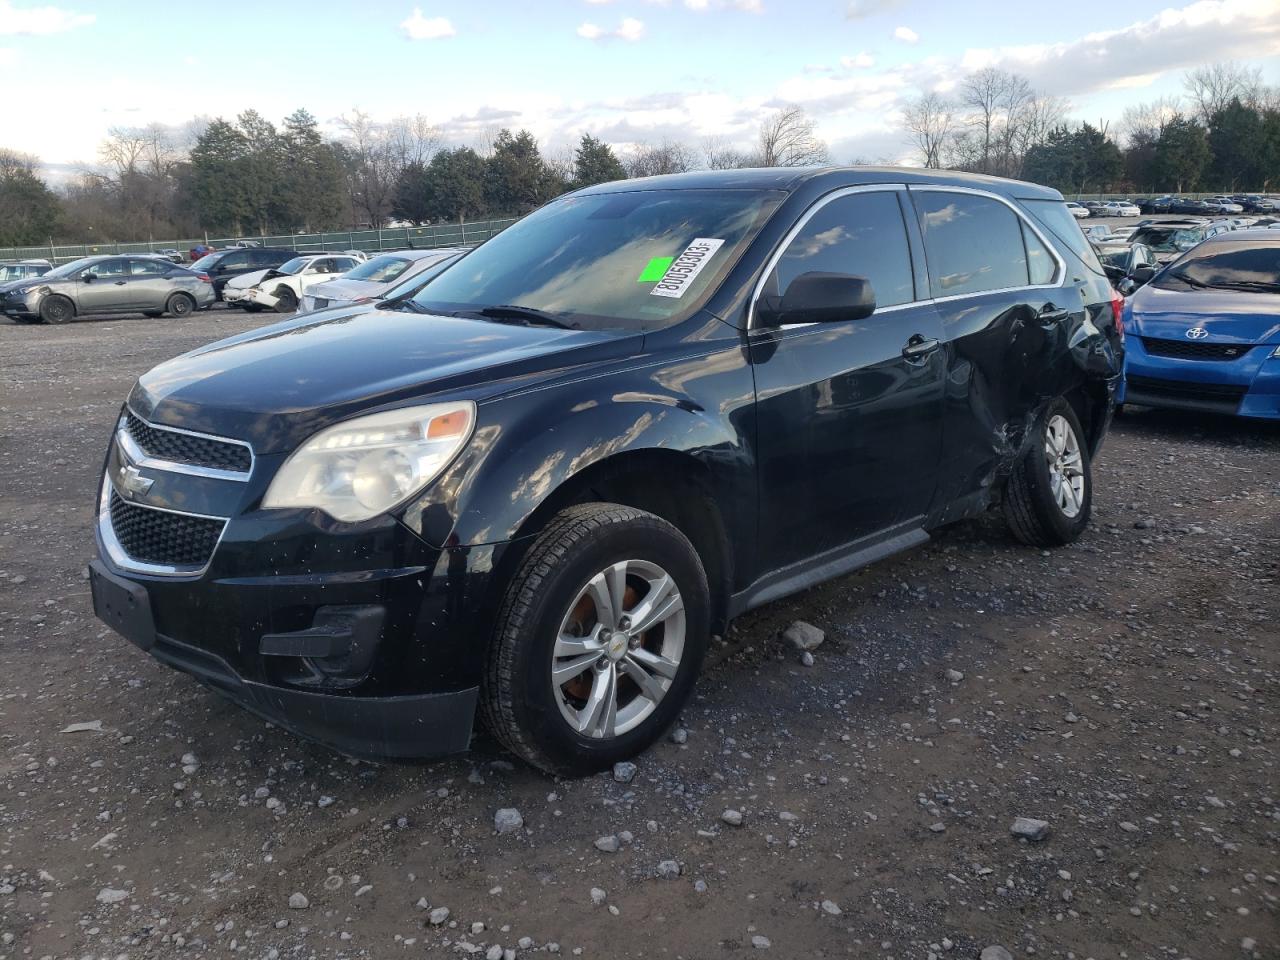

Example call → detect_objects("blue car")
1120 229 1280 419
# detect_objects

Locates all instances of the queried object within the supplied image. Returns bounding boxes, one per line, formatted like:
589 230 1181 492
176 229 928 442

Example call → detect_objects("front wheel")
273 287 298 313
481 503 709 776
1004 398 1092 547
39 295 74 325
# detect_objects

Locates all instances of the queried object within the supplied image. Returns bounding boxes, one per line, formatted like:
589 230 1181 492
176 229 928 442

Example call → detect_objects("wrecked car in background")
89 168 1123 775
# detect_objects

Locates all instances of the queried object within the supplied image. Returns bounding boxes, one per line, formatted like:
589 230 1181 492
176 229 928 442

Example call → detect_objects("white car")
1065 201 1090 219
221 268 274 308
1204 197 1244 214
242 253 365 313
299 248 466 313
1102 201 1140 217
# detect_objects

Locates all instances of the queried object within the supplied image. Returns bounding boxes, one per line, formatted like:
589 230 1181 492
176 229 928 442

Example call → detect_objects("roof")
573 166 1063 201
1203 228 1280 243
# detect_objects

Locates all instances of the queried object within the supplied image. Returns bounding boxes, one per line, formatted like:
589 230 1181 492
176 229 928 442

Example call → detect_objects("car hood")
129 306 642 454
305 278 385 301
1128 284 1280 343
225 269 273 290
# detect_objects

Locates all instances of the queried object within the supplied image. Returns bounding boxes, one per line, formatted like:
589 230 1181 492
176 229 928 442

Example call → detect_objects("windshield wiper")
1166 273 1210 288
1205 281 1279 293
474 304 576 329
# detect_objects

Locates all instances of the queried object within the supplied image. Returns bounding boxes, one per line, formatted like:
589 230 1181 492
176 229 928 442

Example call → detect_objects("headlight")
262 402 475 522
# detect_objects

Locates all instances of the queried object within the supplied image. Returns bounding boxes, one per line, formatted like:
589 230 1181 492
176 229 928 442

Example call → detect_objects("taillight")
1110 288 1125 343
196 273 211 283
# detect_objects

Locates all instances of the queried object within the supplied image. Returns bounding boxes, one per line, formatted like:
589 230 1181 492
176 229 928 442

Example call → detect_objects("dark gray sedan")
1 254 216 324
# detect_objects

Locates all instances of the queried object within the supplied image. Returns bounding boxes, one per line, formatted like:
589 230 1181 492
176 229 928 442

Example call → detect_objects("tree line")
902 61 1280 195
2 60 1276 248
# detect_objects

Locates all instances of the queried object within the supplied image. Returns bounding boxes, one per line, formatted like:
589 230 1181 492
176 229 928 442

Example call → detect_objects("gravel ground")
0 308 1276 960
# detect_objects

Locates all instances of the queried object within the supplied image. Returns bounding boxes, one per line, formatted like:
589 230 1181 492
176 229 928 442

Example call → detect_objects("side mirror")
1130 264 1157 286
1117 278 1136 296
82 272 97 281
758 272 876 326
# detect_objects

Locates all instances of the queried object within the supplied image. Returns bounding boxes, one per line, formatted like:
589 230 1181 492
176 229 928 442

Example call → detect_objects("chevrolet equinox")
90 168 1124 775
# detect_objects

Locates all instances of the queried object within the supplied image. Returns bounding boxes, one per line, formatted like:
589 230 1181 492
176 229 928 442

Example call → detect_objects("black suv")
90 168 1123 775
191 246 298 299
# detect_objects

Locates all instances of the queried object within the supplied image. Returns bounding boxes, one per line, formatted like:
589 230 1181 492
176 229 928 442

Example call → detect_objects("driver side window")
765 191 916 308
86 259 126 278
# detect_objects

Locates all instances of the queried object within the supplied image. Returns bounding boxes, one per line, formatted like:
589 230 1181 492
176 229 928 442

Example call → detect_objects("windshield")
190 253 219 272
1097 249 1129 269
1155 243 1280 293
277 257 308 275
409 188 783 330
42 256 99 279
342 255 412 283
1131 227 1204 254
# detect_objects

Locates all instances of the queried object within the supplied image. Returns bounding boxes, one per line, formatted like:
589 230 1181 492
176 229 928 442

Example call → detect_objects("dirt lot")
0 308 1276 960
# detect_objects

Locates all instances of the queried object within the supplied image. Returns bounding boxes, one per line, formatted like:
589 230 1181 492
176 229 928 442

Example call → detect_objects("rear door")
907 188 1077 516
127 258 173 310
750 186 945 569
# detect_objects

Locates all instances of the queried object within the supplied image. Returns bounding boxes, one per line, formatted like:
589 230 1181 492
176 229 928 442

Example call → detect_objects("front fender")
400 338 756 550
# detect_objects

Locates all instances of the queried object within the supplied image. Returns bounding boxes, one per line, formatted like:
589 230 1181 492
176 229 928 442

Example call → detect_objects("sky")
2 0 1278 179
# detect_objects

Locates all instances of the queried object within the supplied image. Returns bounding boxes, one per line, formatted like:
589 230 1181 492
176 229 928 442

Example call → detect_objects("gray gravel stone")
594 835 620 853
1010 817 1050 841
428 906 450 925
783 620 824 651
656 859 681 878
612 761 637 783
722 809 744 827
287 892 308 910
980 948 1013 960
494 808 524 834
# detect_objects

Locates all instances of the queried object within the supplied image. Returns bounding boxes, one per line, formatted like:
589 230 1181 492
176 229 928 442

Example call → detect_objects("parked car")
1231 195 1279 213
1093 240 1159 288
1101 200 1140 217
89 167 1122 773
1065 201 1090 219
189 247 299 299
1119 229 1280 419
0 258 53 284
152 249 184 264
299 248 466 313
1139 196 1176 215
222 251 363 312
1202 197 1244 214
1083 200 1107 217
1170 198 1215 216
1 254 214 324
1128 221 1234 262
240 253 365 312
1080 224 1116 243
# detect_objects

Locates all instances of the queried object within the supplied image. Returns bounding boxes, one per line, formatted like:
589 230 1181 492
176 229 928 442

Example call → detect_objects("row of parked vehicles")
1066 195 1280 219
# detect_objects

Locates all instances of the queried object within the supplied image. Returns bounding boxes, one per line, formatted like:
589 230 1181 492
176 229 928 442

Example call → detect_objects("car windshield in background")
1020 198 1105 275
1156 243 1280 293
410 188 784 330
42 257 99 279
1131 227 1203 253
344 255 413 283
189 253 219 272
1097 249 1128 269
278 257 309 275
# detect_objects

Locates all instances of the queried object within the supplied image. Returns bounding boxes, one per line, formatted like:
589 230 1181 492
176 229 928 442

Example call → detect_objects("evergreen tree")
280 109 346 232
391 160 432 224
1152 115 1211 193
573 134 625 188
424 147 488 222
0 149 60 246
189 118 250 234
1207 99 1265 191
484 129 554 215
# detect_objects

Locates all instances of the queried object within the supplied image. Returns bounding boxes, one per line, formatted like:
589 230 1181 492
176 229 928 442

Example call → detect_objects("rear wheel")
273 287 298 313
39 295 74 325
165 293 195 318
481 503 709 776
143 310 162 318
1004 398 1092 547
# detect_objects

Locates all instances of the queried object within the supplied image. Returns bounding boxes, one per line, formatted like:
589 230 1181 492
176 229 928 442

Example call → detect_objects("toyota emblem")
1185 327 1209 340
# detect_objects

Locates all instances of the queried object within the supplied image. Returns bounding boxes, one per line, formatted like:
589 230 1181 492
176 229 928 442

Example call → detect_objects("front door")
75 258 131 314
750 187 945 571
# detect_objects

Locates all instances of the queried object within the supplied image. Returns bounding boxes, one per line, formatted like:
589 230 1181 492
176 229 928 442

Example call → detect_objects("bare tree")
1118 95 1181 147
960 67 1009 174
901 92 954 168
338 108 403 227
1011 94 1070 163
702 135 756 170
624 140 696 178
386 114 443 168
1183 61 1264 123
758 106 829 167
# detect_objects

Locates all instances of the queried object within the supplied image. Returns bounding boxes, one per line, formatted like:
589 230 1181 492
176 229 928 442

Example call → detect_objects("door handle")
1039 304 1069 324
902 334 940 362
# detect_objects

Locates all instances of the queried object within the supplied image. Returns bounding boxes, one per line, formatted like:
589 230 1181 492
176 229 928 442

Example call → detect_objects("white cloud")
841 52 875 69
893 26 919 44
399 7 456 40
577 17 645 41
0 0 93 36
584 0 614 4
684 0 762 10
845 0 902 19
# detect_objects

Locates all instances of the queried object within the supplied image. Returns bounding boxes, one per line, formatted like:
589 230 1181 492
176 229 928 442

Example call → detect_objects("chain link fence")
0 218 520 265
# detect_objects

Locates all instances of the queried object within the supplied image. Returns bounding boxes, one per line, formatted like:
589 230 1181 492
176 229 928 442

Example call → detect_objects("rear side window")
913 192 1028 297
1022 222 1056 285
766 190 916 308
128 259 167 276
1020 198 1105 276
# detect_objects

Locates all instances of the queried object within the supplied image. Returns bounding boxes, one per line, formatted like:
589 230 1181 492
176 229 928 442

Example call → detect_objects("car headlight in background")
263 401 476 522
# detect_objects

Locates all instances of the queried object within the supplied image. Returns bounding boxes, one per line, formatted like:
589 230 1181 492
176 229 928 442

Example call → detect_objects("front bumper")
1121 338 1280 419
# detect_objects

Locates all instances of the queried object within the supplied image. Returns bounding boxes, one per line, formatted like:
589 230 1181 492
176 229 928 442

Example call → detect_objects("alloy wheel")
1044 414 1085 518
551 558 686 739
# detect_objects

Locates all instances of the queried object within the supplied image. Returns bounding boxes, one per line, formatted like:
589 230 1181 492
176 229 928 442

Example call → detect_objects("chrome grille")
125 412 252 474
107 491 225 569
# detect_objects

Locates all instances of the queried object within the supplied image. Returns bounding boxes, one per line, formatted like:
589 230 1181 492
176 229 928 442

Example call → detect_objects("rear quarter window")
1020 198 1106 277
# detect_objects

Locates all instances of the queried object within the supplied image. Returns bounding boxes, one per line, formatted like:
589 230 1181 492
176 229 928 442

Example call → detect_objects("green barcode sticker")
637 257 674 283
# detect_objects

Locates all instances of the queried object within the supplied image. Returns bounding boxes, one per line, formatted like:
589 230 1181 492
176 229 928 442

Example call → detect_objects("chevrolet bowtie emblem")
117 463 154 498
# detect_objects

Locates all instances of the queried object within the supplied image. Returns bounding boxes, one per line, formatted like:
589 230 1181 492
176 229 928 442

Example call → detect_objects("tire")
143 310 162 318
481 503 710 776
165 293 195 318
241 302 263 313
1004 397 1092 547
39 295 74 325
273 287 298 313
